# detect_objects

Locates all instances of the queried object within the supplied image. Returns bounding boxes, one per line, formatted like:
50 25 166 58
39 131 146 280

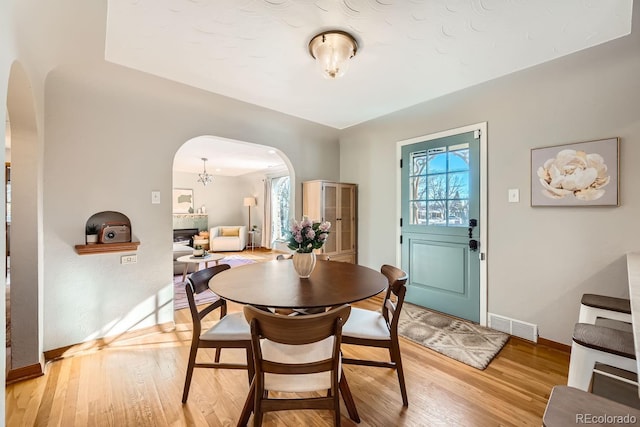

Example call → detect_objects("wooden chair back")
244 303 350 349
185 264 231 331
379 264 408 333
240 304 353 425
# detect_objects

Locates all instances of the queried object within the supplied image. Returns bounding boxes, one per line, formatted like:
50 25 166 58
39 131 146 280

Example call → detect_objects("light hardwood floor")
5 251 570 426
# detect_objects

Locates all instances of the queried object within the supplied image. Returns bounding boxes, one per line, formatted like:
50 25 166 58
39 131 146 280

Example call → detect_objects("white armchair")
209 226 247 252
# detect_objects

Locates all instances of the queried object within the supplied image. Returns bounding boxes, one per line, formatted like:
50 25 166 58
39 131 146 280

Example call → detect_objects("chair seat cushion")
201 312 251 341
262 336 340 392
342 307 391 340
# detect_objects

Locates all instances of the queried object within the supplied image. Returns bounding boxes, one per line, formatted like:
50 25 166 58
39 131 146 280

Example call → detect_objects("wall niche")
75 211 140 255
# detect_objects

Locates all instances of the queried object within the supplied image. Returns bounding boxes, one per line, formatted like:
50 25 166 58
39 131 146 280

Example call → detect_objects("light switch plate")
151 191 161 204
508 189 520 203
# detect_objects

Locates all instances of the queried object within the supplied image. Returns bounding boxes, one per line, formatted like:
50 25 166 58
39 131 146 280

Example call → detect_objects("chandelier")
197 158 214 186
308 30 358 79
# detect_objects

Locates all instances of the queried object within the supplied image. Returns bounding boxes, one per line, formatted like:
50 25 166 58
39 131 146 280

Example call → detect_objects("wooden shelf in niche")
75 241 140 255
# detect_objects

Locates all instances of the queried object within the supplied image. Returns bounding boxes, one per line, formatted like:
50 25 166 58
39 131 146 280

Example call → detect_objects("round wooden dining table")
208 259 388 309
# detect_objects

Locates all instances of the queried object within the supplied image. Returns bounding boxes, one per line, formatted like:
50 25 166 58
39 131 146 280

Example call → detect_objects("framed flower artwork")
531 137 619 207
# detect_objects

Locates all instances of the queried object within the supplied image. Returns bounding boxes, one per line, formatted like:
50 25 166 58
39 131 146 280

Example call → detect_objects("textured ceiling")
105 0 632 176
106 0 632 130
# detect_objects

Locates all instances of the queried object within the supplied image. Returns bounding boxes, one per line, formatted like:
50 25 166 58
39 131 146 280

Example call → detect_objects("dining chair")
341 264 409 406
182 264 254 403
237 304 360 426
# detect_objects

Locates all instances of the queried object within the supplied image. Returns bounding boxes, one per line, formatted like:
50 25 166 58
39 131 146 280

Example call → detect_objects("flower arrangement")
287 216 331 253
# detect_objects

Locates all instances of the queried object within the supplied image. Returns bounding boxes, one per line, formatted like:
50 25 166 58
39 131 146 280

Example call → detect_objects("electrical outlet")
121 254 137 264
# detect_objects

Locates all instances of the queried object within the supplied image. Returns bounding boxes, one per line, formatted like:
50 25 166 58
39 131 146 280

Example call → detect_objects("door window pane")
408 143 470 226
447 172 469 199
410 201 426 225
410 176 426 200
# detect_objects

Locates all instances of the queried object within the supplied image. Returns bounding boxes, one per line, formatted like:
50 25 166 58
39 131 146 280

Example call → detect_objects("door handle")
468 218 477 238
469 239 478 252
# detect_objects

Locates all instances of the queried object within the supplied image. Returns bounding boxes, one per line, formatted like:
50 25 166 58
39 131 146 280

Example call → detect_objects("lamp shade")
308 30 358 79
243 197 256 207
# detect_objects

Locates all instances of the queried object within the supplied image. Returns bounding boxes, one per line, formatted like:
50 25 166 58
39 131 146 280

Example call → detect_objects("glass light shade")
309 31 358 79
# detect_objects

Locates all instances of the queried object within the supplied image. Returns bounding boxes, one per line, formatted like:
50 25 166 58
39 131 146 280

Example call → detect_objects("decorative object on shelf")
243 197 256 230
77 211 138 255
197 157 214 186
173 188 194 213
99 222 131 244
531 137 619 207
85 223 99 244
287 216 331 278
308 30 358 79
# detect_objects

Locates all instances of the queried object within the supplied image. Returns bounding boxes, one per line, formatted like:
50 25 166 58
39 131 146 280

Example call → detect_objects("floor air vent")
488 313 538 343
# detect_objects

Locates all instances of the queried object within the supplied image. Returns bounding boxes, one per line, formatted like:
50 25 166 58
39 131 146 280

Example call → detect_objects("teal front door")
401 130 481 323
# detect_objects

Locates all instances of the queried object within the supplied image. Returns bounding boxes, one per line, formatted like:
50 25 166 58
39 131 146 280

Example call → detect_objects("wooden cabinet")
302 180 357 264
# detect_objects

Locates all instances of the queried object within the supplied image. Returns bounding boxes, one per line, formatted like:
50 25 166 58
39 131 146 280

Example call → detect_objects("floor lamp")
243 197 256 230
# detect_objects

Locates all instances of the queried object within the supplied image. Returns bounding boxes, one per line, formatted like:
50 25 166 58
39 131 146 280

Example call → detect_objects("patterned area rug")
173 255 256 310
398 303 509 370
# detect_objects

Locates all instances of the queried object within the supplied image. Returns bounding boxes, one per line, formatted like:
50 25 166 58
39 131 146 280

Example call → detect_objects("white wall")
3 0 341 361
41 61 339 351
340 9 640 344
1 0 14 419
173 172 248 228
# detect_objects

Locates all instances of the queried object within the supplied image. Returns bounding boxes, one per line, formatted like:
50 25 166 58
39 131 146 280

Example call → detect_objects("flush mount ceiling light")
308 30 358 79
197 157 214 186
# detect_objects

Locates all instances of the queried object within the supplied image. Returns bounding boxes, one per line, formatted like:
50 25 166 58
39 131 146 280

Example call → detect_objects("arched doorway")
172 135 295 251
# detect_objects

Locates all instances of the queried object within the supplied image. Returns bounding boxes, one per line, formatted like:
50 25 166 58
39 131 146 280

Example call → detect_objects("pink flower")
287 217 331 253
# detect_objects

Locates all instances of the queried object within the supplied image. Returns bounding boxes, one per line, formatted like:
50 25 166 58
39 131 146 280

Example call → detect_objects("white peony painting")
531 138 619 206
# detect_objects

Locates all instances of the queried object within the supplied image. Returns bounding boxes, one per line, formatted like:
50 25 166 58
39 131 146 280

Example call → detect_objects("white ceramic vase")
292 252 316 278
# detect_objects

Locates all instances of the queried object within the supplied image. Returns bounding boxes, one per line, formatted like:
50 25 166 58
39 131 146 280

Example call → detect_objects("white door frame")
396 122 488 326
